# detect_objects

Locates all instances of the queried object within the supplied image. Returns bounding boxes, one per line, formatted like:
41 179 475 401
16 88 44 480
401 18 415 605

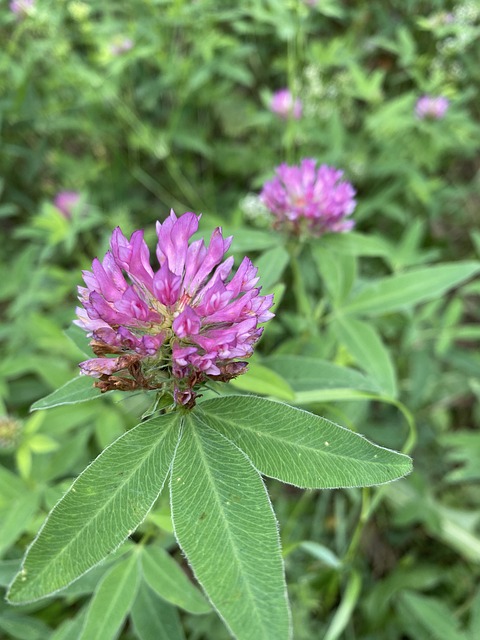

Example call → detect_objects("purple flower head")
109 38 134 56
260 159 356 237
270 89 302 120
75 211 274 407
53 191 81 219
415 95 449 120
10 0 34 16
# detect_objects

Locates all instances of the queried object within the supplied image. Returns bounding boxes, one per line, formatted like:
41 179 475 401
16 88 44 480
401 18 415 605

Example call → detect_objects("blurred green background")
1 1 480 639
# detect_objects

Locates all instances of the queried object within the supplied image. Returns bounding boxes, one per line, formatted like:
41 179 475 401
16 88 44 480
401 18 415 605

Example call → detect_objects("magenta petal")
173 305 201 338
91 257 124 302
110 227 132 269
227 257 259 296
114 287 151 322
141 333 165 355
194 279 232 316
88 291 132 325
184 228 232 294
156 211 200 276
128 230 155 285
153 262 182 306
183 238 207 292
172 344 198 368
110 227 154 288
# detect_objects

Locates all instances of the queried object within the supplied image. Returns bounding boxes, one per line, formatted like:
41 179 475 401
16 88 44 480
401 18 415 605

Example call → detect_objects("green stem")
282 489 314 546
342 487 370 565
289 247 313 321
324 571 362 640
341 396 416 562
285 4 302 162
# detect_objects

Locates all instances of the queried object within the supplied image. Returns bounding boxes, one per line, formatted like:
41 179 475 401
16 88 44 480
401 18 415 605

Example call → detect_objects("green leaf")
324 571 362 640
170 414 291 640
50 609 87 640
386 481 480 564
339 262 480 316
0 611 52 640
0 466 40 557
59 549 131 598
131 581 186 640
30 376 113 411
320 232 391 258
28 434 59 453
198 396 412 488
141 545 211 614
398 591 468 640
78 553 140 640
0 492 40 558
469 588 480 639
7 413 181 604
147 510 174 534
226 227 279 252
231 362 295 400
365 565 443 623
63 324 92 357
440 431 480 483
255 245 290 291
312 245 357 305
333 316 397 397
299 542 342 569
264 354 381 403
16 445 33 481
0 559 21 587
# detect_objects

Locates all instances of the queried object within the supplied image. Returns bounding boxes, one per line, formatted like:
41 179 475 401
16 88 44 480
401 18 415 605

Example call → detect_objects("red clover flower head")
75 211 274 407
260 158 356 237
10 0 34 16
54 191 81 219
415 95 449 120
270 89 302 120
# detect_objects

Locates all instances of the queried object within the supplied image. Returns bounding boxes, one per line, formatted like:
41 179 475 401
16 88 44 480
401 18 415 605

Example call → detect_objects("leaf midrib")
187 413 272 638
199 404 405 469
343 263 479 313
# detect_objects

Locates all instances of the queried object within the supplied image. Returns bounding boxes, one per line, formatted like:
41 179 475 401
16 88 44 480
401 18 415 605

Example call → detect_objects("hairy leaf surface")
170 414 291 640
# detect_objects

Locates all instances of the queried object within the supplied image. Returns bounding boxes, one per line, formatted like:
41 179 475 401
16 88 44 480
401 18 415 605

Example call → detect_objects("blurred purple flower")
260 159 356 237
75 211 274 406
53 191 81 219
109 38 134 56
270 89 303 120
10 0 34 15
415 95 449 120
